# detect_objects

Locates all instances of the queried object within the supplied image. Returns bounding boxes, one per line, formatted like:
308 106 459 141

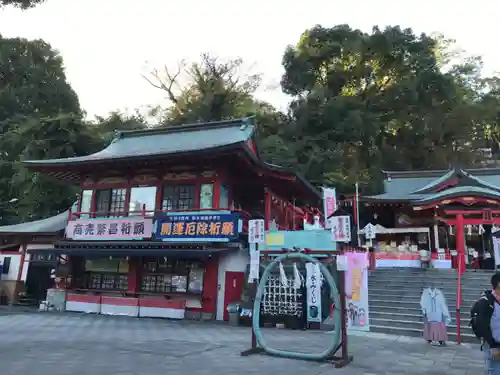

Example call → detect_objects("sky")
1 0 499 119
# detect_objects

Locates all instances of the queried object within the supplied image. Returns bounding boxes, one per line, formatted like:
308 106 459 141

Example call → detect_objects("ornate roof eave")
25 143 249 183
411 187 500 206
239 145 321 205
411 167 500 195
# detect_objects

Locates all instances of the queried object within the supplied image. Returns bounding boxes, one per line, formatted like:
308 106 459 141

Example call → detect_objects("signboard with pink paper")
345 252 369 332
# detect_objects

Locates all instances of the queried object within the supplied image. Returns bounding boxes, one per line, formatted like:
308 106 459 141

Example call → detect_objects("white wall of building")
0 252 23 281
1 244 54 282
216 249 249 321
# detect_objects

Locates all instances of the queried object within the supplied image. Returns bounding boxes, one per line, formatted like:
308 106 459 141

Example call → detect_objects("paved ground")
0 312 485 374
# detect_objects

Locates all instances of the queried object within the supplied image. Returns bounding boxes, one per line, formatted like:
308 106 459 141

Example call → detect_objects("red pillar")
456 213 466 274
213 179 221 209
17 244 26 282
264 189 271 230
127 257 142 293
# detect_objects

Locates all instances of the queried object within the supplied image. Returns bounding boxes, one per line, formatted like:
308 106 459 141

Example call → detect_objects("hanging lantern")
449 225 454 235
479 225 486 235
466 224 472 237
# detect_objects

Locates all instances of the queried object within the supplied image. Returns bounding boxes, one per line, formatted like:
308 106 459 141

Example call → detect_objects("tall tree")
280 24 479 193
0 36 95 223
144 53 264 125
0 0 44 8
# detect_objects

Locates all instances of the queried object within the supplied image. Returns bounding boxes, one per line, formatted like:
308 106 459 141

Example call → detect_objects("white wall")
0 253 22 281
216 249 249 321
1 244 54 282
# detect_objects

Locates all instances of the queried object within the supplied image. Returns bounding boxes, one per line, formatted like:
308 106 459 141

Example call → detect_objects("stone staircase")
368 268 494 343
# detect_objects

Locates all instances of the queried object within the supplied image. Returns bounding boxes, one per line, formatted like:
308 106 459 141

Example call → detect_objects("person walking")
470 272 500 374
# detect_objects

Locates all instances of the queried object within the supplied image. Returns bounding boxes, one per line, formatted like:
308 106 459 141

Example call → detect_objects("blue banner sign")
156 213 240 242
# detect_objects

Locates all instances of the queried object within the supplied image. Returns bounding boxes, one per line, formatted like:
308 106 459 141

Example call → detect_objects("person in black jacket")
474 273 500 374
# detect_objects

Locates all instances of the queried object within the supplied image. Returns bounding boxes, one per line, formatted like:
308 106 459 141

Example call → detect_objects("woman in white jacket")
420 286 452 345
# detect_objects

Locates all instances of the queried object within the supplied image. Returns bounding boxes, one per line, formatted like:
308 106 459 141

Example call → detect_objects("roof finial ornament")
111 129 122 143
240 116 253 131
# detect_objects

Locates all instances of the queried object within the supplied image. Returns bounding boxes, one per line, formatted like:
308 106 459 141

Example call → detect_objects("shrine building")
358 167 500 269
21 118 321 320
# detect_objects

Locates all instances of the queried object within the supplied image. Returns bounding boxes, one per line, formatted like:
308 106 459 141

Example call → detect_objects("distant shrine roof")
363 167 500 205
0 209 70 235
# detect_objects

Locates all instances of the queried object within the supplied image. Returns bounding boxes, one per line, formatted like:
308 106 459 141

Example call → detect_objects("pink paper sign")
66 218 153 240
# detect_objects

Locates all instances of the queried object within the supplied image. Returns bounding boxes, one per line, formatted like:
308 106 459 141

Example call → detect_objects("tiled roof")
0 210 69 234
365 167 500 203
412 186 500 204
24 118 255 166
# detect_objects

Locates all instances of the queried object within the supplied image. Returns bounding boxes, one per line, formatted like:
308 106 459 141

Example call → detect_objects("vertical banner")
248 219 265 282
493 237 500 268
331 215 352 243
345 252 369 331
306 263 322 323
322 187 336 228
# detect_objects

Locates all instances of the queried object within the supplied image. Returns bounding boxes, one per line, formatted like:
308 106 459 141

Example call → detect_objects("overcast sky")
1 0 499 119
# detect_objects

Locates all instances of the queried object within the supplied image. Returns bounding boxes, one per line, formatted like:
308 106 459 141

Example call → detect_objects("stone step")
368 282 487 293
369 305 422 314
369 325 477 343
370 317 473 333
369 311 470 325
368 288 469 297
369 299 422 308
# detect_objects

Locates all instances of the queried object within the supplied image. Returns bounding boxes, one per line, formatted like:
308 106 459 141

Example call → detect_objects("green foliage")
144 53 263 125
0 0 44 8
279 25 489 193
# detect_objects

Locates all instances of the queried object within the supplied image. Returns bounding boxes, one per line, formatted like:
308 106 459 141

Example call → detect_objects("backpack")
470 292 495 340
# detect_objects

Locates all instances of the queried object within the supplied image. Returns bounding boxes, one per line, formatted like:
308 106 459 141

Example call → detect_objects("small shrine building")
360 167 500 269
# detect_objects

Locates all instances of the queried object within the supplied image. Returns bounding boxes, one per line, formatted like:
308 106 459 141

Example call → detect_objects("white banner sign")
331 215 351 243
322 187 337 228
248 243 260 282
494 237 500 268
364 223 376 240
306 263 322 323
248 219 265 244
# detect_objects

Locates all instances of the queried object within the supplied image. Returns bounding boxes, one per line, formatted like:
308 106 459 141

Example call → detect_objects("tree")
144 53 296 167
0 36 92 223
0 35 81 122
0 0 44 8
4 114 103 222
280 24 480 193
144 53 264 125
90 110 149 143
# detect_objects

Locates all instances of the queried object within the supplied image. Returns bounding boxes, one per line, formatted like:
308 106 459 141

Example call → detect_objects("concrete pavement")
0 313 485 374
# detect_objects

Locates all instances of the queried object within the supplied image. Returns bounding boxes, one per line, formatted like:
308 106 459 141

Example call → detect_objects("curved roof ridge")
118 117 255 139
461 169 500 192
412 185 500 205
411 168 456 194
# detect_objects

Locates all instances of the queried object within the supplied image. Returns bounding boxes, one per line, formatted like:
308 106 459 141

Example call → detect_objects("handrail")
456 252 463 345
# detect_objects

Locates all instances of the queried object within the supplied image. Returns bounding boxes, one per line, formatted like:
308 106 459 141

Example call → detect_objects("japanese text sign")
66 218 153 240
248 219 265 244
331 215 351 243
322 187 337 228
364 223 376 240
156 213 240 242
